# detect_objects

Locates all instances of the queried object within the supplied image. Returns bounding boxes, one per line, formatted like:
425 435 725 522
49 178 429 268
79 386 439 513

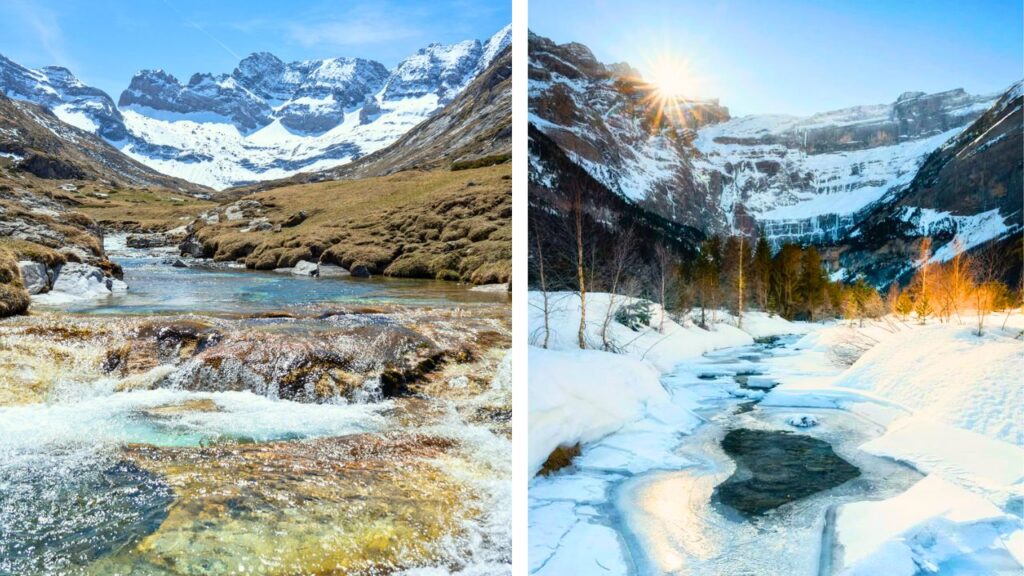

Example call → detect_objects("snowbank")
761 316 1024 573
528 347 664 476
831 322 1022 445
836 475 1019 575
529 292 808 371
527 291 810 475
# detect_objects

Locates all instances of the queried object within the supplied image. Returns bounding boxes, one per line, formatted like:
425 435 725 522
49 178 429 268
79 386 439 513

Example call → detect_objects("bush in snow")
615 299 653 331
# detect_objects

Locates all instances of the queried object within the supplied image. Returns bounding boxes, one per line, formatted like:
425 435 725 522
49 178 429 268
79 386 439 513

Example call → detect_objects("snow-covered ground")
528 291 1023 575
527 291 809 475
762 315 1024 574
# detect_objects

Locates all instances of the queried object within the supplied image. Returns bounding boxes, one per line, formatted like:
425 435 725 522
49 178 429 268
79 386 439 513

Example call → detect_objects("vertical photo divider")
510 0 530 572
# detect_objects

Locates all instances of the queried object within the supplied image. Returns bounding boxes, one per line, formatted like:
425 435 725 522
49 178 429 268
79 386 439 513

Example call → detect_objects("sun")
647 54 692 99
637 52 699 131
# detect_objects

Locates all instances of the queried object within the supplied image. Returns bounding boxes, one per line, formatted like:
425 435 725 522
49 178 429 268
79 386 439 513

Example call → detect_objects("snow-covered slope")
0 24 511 190
693 88 999 239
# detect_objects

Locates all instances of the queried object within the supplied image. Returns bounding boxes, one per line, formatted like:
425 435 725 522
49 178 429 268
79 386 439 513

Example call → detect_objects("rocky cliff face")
118 55 390 134
831 82 1023 286
528 32 1021 286
529 33 730 230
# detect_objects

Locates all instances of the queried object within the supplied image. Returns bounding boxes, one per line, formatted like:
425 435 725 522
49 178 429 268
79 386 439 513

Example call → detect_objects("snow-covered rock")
786 414 819 428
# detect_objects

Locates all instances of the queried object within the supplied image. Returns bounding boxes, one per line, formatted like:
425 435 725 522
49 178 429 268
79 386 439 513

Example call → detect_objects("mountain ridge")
528 31 1022 287
0 24 511 189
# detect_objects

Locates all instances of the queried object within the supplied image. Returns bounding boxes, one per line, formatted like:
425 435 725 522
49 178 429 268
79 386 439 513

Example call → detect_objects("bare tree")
569 177 587 349
598 224 639 350
945 238 971 324
532 224 551 349
971 246 1004 336
653 243 677 333
912 237 933 323
737 235 745 328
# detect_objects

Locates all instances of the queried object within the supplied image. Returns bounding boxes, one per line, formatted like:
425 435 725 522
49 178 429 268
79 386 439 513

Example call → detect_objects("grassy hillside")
67 184 215 232
190 164 512 284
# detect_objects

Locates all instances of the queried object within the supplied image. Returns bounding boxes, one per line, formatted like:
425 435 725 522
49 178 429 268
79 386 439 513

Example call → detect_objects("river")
529 336 922 576
0 235 512 575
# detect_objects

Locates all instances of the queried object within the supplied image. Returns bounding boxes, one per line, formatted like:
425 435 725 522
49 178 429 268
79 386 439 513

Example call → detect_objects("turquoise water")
45 246 504 315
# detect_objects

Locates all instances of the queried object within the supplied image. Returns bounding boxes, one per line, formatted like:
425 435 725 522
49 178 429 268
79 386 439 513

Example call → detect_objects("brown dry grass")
0 246 29 317
196 164 511 284
71 186 215 232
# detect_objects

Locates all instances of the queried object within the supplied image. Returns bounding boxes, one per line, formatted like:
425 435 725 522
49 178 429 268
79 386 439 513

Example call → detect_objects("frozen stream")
529 336 923 576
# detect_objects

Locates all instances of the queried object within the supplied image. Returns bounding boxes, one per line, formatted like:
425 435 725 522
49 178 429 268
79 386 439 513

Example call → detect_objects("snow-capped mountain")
528 32 1022 285
0 55 126 140
0 24 510 190
118 55 390 133
529 33 999 238
692 88 999 242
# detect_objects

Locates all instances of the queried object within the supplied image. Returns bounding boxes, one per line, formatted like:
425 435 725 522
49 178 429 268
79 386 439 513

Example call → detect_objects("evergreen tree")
797 247 827 320
752 234 772 312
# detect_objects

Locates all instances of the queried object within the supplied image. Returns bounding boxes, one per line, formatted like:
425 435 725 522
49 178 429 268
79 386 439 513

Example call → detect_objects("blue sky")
0 0 510 98
531 0 1023 116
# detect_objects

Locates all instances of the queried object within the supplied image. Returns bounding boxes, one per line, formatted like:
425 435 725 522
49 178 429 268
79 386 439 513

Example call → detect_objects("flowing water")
0 236 512 575
37 236 505 315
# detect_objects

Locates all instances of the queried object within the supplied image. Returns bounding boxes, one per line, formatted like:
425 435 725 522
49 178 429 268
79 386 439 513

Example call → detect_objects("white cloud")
4 0 71 67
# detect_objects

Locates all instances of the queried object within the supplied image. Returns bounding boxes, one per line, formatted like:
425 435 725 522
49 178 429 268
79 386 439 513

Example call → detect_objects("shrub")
615 300 653 331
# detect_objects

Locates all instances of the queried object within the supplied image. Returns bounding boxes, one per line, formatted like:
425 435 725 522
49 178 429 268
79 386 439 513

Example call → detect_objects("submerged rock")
104 433 476 575
0 457 173 576
713 428 860 516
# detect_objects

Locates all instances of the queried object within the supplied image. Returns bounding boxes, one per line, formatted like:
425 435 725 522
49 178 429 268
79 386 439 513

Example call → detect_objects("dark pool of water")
713 428 861 516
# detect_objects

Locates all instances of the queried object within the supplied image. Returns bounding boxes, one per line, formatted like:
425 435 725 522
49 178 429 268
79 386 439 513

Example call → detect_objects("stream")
530 336 922 576
0 236 512 575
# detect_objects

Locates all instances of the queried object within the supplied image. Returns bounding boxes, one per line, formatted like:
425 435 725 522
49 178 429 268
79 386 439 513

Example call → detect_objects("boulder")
179 236 206 258
349 264 371 278
171 259 190 268
49 263 110 299
282 211 307 228
126 233 169 248
292 260 319 277
17 261 49 294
